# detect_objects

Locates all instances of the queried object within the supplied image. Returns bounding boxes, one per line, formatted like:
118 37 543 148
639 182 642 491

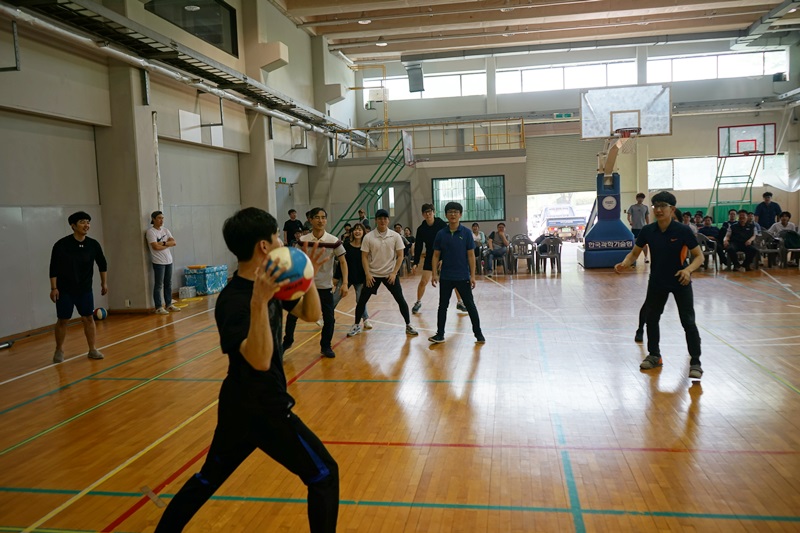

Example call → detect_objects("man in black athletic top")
155 207 338 532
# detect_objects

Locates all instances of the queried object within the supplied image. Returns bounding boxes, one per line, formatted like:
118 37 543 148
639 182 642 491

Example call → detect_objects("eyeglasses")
652 202 672 209
445 210 460 215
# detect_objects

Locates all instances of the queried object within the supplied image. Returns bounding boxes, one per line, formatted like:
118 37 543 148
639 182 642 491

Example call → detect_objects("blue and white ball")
93 307 108 320
266 246 314 300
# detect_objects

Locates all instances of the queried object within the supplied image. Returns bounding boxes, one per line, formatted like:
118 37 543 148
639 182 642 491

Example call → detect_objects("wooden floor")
2 243 799 532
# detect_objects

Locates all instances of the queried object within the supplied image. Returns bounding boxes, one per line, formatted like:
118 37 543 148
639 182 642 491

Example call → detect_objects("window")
363 71 486 101
502 60 637 94
648 155 787 191
647 50 788 83
432 176 505 221
522 68 562 92
496 70 522 94
145 0 238 56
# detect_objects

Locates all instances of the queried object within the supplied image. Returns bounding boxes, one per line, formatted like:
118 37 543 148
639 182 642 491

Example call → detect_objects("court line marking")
20 401 218 533
0 309 215 388
0 325 217 416
0 347 219 457
699 325 800 396
760 269 800 300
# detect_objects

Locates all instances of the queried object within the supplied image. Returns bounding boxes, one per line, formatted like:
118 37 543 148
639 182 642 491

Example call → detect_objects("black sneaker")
412 301 422 314
321 348 336 358
428 334 445 344
634 329 644 343
475 333 486 344
640 354 662 369
456 302 468 313
689 364 703 379
282 338 294 351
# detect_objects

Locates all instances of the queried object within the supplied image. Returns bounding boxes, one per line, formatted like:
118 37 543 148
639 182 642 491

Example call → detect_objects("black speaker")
406 64 424 93
773 72 787 82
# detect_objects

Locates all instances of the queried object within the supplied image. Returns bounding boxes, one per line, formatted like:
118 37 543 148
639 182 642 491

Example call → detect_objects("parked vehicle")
533 206 586 242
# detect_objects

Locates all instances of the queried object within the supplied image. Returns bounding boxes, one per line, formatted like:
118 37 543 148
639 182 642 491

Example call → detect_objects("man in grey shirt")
627 192 650 263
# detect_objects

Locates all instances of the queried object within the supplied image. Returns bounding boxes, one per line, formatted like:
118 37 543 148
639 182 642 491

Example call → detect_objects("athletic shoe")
737 267 746 273
316 319 324 328
53 350 64 364
456 302 468 313
282 338 294 351
405 324 419 336
412 301 422 314
475 333 486 344
486 272 493 278
167 305 181 312
640 354 662 369
689 364 704 379
321 348 336 358
634 329 644 343
428 334 445 343
644 259 650 263
347 324 362 337
363 319 373 330
155 308 169 315
88 349 104 360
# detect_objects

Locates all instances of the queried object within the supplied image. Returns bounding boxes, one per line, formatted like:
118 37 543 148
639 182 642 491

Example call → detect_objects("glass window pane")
362 79 382 103
648 160 673 190
496 71 521 94
672 56 716 82
719 53 762 78
522 67 563 92
564 64 607 89
607 61 637 86
384 78 419 100
758 154 787 188
432 176 505 221
461 73 487 96
647 59 672 83
422 75 461 99
673 157 716 190
764 50 787 75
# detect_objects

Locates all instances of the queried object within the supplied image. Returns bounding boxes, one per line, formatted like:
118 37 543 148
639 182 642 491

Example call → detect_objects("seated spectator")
724 209 758 272
403 227 415 259
693 212 704 228
340 223 352 241
485 222 510 278
681 212 698 234
768 211 796 238
720 209 737 241
746 212 762 235
698 216 727 268
471 223 486 247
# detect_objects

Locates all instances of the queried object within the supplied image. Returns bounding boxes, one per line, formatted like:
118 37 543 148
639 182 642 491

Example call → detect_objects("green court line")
0 347 219 457
0 325 216 416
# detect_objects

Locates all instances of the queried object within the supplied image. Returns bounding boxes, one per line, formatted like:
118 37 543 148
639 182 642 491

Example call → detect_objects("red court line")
103 356 324 531
321 440 799 456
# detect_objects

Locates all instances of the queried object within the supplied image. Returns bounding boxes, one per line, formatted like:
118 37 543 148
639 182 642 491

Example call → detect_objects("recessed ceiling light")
500 7 514 12
789 8 797 13
375 37 388 47
184 5 200 11
358 19 372 25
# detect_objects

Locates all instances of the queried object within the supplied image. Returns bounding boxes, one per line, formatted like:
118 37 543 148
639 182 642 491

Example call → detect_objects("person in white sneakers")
347 210 418 338
332 223 373 330
146 211 179 315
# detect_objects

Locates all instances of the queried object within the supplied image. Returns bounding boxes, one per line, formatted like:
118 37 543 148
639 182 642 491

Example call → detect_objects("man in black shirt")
155 207 338 532
49 211 108 364
615 191 705 380
723 209 758 272
411 203 448 314
283 209 304 247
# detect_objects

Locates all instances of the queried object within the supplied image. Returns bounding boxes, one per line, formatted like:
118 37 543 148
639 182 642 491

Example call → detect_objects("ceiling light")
789 8 797 13
500 7 514 12
184 5 200 11
375 37 388 47
358 19 372 24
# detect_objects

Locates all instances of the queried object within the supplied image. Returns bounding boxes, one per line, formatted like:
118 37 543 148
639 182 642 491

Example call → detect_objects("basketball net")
615 127 640 154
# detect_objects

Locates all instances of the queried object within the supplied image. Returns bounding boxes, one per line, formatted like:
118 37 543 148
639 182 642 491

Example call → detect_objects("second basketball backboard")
718 123 776 157
580 85 672 139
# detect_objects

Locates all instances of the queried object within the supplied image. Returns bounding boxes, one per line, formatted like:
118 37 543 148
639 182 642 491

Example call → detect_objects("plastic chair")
510 238 535 274
695 233 718 271
754 233 780 268
483 247 509 275
536 237 562 273
778 230 800 268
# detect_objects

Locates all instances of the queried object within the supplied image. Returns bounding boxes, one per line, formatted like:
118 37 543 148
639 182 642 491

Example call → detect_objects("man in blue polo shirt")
428 202 485 344
615 191 705 379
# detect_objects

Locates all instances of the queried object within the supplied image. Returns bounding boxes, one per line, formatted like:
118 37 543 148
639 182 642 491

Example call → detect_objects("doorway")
359 181 412 231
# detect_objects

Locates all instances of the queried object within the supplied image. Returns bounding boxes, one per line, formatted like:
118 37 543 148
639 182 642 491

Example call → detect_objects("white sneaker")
363 319 373 330
167 305 181 312
155 308 169 315
347 324 362 337
316 319 324 328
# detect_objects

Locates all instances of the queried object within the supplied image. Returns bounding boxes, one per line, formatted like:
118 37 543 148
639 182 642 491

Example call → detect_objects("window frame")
431 175 506 222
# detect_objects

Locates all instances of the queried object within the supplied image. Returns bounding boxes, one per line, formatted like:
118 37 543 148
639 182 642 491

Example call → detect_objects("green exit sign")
279 177 287 183
554 112 574 119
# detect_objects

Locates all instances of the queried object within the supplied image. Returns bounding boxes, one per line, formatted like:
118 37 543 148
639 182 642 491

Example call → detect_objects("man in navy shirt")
754 191 782 227
615 191 705 379
428 202 485 344
724 209 758 272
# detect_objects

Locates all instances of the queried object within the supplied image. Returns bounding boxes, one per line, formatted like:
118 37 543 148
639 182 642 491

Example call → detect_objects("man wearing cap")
614 191 704 380
754 192 782 227
347 209 418 338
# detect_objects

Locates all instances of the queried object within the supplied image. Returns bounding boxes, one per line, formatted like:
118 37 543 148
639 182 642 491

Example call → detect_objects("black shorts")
56 291 94 319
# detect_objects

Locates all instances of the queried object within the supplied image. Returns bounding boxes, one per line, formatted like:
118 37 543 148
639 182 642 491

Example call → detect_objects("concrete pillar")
94 61 159 311
239 111 278 213
486 57 497 114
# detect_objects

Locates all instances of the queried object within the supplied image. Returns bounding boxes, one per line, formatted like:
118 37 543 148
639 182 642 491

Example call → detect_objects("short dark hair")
344 223 352 229
150 210 163 224
695 211 703 216
444 201 463 214
636 193 646 199
763 192 773 198
729 209 738 215
222 207 278 261
394 223 403 228
781 211 791 218
682 212 691 218
674 208 683 220
421 203 434 213
650 191 676 206
68 211 91 226
738 209 748 215
309 207 327 219
472 223 480 228
704 216 712 221
497 222 506 228
288 209 296 215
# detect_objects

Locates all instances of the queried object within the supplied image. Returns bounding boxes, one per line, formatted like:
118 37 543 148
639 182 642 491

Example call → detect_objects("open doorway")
527 191 595 241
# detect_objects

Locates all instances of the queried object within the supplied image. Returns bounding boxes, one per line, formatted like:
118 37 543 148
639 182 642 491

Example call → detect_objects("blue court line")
534 323 550 373
1 487 797 523
551 414 585 532
0 325 215 417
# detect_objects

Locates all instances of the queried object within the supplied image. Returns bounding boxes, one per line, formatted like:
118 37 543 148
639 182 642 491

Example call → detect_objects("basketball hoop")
613 127 641 154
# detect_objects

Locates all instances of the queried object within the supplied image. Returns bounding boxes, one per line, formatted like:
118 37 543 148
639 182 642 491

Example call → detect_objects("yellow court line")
23 400 219 532
700 325 800 396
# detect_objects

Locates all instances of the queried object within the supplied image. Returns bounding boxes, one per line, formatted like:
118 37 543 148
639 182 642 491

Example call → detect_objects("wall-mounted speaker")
406 63 424 93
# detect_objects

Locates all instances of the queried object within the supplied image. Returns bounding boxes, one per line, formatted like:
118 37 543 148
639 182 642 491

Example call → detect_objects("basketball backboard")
718 123 776 157
580 85 671 139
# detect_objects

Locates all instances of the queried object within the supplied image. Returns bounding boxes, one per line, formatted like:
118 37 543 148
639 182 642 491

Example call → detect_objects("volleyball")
266 246 314 300
93 308 107 320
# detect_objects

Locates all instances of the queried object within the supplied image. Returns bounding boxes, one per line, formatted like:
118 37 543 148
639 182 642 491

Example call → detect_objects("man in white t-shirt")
146 211 179 315
347 209 418 338
282 207 348 358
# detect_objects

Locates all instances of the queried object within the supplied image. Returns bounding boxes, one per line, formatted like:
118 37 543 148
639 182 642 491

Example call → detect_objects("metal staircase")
707 155 763 221
331 137 406 237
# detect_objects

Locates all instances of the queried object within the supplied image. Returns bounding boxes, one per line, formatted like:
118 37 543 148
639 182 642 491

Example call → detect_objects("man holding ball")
155 207 339 532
